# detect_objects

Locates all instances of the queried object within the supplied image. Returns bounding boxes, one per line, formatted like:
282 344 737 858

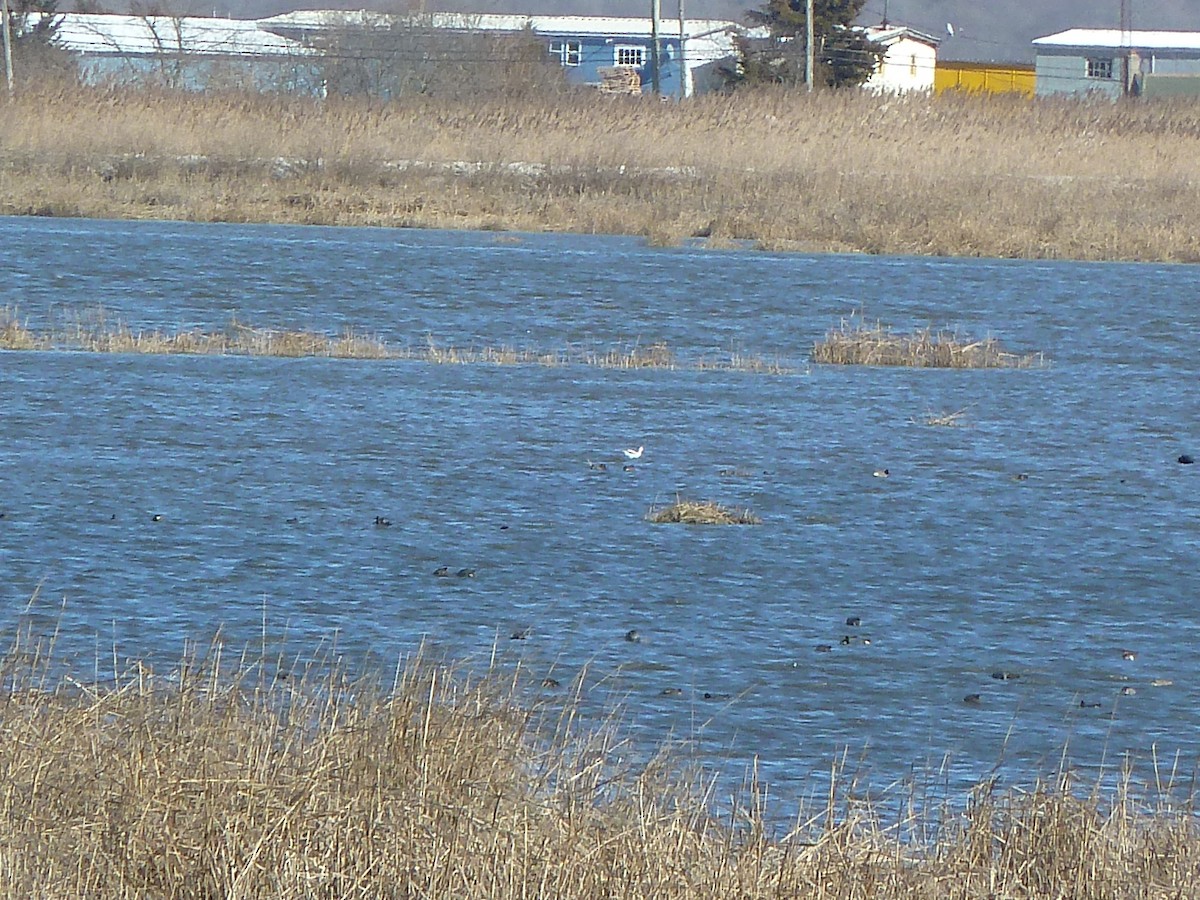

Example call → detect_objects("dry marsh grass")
0 308 793 372
647 498 763 525
913 406 973 426
50 315 397 359
0 305 44 350
0 628 1197 898
4 83 1200 260
813 315 1044 368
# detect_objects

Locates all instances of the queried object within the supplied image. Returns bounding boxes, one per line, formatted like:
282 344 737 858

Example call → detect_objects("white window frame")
614 44 646 68
1085 57 1114 79
549 40 582 67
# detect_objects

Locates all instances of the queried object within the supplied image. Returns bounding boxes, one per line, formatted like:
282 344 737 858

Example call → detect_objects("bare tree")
314 13 572 100
6 0 75 85
92 2 317 94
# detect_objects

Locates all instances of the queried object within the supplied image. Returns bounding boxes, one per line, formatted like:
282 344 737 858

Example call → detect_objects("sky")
67 2 1200 63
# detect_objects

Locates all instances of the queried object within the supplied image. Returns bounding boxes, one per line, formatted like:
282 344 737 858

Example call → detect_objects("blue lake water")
2 215 1199 815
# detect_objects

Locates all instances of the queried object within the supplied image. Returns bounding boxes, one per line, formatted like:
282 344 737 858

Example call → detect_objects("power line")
52 25 1032 73
46 16 1122 94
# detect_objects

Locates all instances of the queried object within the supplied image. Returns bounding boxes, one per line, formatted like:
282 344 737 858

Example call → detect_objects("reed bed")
0 630 1196 898
0 305 45 350
4 82 1200 260
48 315 397 359
913 406 973 426
0 308 795 372
647 498 763 525
813 316 1044 368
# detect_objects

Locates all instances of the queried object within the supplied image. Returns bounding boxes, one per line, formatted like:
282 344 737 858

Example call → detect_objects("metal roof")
862 25 941 48
257 11 741 41
54 13 311 57
49 11 739 68
1033 29 1200 52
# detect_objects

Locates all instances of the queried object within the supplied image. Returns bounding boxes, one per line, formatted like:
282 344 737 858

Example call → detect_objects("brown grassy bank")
3 83 1200 261
0 633 1196 899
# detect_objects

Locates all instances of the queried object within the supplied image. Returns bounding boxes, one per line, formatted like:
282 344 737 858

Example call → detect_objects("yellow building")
935 61 1035 97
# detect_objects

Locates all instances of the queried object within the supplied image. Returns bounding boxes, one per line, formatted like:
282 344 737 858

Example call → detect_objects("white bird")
623 446 644 460
873 468 890 478
945 22 955 37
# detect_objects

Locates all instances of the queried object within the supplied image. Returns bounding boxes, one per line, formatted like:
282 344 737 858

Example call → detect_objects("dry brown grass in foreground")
0 631 1196 898
3 83 1200 260
647 498 763 524
0 307 794 372
813 315 1044 368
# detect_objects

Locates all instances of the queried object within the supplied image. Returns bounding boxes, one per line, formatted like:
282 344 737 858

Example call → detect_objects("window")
1086 57 1114 79
549 40 582 67
615 45 646 67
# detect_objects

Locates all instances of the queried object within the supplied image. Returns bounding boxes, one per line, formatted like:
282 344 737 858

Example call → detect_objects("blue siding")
1145 56 1200 75
545 33 685 94
77 54 322 93
1035 52 1122 98
1036 47 1200 97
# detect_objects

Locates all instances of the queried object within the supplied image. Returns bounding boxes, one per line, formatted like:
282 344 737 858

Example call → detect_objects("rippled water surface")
3 216 1199 812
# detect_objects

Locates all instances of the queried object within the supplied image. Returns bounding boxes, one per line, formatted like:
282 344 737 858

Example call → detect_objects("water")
2 215 1199 814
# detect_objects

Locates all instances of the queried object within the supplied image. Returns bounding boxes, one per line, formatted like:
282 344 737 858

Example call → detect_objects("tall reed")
3 82 1200 260
812 315 1044 368
0 627 1196 898
0 308 797 372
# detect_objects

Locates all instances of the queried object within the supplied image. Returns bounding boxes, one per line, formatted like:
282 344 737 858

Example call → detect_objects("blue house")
257 11 742 98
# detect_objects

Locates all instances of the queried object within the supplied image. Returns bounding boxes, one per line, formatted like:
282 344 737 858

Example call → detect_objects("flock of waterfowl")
3 444 1191 716
433 566 475 578
809 607 1172 712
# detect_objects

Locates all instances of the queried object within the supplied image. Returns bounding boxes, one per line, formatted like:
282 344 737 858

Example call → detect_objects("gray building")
1034 28 1200 98
52 13 319 92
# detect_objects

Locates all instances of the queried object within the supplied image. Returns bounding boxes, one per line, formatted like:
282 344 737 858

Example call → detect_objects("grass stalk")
646 498 763 525
0 310 799 373
813 314 1044 368
0 637 1194 897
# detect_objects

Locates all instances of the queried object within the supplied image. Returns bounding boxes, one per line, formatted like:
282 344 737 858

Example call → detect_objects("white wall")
866 37 937 93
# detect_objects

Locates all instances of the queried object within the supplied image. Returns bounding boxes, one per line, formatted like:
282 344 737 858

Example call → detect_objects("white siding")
865 35 937 93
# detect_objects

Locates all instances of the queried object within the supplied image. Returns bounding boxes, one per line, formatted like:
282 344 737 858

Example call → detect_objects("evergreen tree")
726 0 883 89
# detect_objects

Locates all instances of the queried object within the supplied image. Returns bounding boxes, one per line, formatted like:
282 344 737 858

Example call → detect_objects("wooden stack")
597 66 641 95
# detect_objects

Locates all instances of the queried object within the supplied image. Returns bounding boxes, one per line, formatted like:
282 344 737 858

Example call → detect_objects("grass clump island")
647 498 762 525
0 307 797 373
812 315 1045 369
0 632 1196 898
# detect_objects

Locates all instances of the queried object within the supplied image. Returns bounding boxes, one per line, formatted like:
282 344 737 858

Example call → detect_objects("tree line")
4 0 884 95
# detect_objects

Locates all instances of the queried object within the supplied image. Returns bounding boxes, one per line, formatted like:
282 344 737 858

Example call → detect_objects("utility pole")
650 0 661 94
678 0 687 99
1120 0 1133 95
1 0 14 99
805 0 814 92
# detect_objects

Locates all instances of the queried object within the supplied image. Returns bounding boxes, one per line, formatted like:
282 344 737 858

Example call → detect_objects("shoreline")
4 84 1200 262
